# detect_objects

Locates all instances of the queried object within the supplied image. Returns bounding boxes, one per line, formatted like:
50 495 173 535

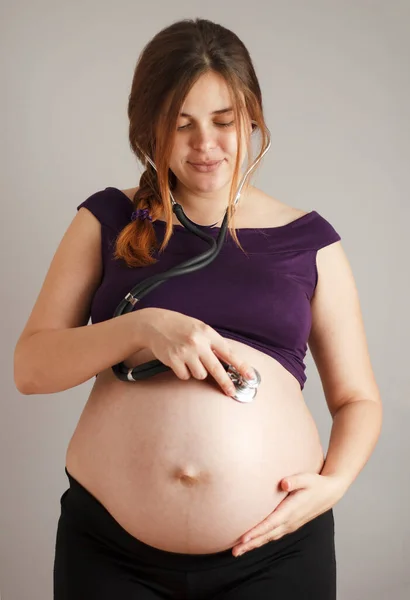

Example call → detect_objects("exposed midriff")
66 337 325 555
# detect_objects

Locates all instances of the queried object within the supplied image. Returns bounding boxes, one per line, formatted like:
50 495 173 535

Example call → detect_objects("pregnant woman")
14 18 382 600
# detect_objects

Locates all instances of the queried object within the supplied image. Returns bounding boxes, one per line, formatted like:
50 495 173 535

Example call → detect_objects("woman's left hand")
232 472 347 557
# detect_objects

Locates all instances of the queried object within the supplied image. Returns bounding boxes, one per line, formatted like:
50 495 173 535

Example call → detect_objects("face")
167 71 252 196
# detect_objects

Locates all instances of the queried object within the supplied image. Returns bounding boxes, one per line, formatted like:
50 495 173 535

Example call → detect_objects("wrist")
322 471 351 495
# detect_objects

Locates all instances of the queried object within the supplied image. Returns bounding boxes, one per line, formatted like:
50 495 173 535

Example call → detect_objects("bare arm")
13 202 155 396
14 308 153 395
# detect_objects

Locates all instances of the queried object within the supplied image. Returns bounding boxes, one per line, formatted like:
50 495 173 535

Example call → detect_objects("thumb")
281 473 313 491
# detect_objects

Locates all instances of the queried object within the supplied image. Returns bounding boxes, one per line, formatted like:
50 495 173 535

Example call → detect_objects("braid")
114 161 176 267
131 163 164 222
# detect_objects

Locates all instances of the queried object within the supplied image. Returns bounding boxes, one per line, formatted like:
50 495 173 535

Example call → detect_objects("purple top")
77 186 341 389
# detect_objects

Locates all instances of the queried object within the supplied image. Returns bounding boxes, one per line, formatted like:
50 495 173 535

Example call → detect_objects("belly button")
179 474 198 487
173 467 202 487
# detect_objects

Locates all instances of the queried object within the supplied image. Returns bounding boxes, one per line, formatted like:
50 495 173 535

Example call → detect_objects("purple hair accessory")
131 208 152 222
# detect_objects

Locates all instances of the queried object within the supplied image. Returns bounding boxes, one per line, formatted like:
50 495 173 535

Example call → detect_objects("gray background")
1 1 409 598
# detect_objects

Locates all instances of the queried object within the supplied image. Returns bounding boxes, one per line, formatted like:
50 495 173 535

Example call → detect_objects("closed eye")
177 121 235 131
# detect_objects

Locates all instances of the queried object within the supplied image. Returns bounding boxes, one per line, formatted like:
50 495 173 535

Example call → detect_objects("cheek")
168 142 185 171
224 128 248 159
224 139 237 156
217 137 238 165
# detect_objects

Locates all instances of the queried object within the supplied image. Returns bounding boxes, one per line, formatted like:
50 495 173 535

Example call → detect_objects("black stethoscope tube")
112 204 226 317
111 204 231 382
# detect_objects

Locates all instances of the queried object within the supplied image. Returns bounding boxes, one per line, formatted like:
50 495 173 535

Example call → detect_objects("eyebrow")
179 107 233 117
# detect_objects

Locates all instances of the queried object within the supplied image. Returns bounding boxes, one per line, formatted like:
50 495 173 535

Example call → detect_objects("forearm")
14 308 154 395
320 399 383 491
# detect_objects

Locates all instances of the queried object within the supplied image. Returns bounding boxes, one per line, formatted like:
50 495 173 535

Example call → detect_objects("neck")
171 180 250 227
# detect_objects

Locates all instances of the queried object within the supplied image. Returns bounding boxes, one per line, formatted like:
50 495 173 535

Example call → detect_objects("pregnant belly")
66 339 325 554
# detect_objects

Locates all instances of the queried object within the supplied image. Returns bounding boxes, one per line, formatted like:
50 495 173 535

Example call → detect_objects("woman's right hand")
139 308 255 397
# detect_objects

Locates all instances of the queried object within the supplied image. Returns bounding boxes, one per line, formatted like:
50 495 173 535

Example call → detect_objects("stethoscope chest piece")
225 366 262 403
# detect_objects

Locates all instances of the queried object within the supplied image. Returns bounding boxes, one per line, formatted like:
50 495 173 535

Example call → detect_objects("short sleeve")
308 212 341 293
76 187 133 233
309 212 341 250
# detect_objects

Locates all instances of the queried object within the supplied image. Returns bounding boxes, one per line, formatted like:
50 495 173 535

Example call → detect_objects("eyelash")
177 121 235 131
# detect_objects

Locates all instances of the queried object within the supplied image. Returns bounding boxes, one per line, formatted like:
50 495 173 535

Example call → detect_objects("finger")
171 357 192 380
185 357 208 380
212 340 255 382
234 526 289 556
240 488 307 543
240 512 287 544
202 350 237 396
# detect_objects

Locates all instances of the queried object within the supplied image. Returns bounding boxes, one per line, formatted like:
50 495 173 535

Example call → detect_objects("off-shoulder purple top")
77 186 341 389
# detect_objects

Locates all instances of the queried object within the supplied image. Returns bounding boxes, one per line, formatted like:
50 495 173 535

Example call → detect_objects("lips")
189 160 221 166
188 160 223 173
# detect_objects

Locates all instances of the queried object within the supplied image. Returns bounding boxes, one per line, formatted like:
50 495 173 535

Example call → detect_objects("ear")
250 118 257 133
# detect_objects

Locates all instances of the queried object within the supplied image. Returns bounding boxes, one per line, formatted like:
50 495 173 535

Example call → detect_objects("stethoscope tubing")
112 207 226 317
111 208 232 383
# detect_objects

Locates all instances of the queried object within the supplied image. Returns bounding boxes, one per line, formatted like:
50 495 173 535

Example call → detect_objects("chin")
183 171 232 191
190 180 230 194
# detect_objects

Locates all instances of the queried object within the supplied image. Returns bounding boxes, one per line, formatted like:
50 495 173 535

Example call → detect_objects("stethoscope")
111 122 272 403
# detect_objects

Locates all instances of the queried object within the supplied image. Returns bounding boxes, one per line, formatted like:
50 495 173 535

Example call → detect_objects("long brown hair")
114 18 270 268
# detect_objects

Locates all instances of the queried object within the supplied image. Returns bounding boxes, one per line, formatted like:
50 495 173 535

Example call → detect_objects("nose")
191 124 217 152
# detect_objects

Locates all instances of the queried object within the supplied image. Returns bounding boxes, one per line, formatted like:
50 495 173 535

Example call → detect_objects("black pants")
53 467 337 599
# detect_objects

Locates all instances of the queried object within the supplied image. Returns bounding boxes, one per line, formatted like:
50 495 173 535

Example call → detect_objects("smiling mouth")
190 160 221 166
188 160 223 172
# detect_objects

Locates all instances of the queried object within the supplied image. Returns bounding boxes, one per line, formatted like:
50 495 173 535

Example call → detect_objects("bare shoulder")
120 187 139 201
247 187 309 228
